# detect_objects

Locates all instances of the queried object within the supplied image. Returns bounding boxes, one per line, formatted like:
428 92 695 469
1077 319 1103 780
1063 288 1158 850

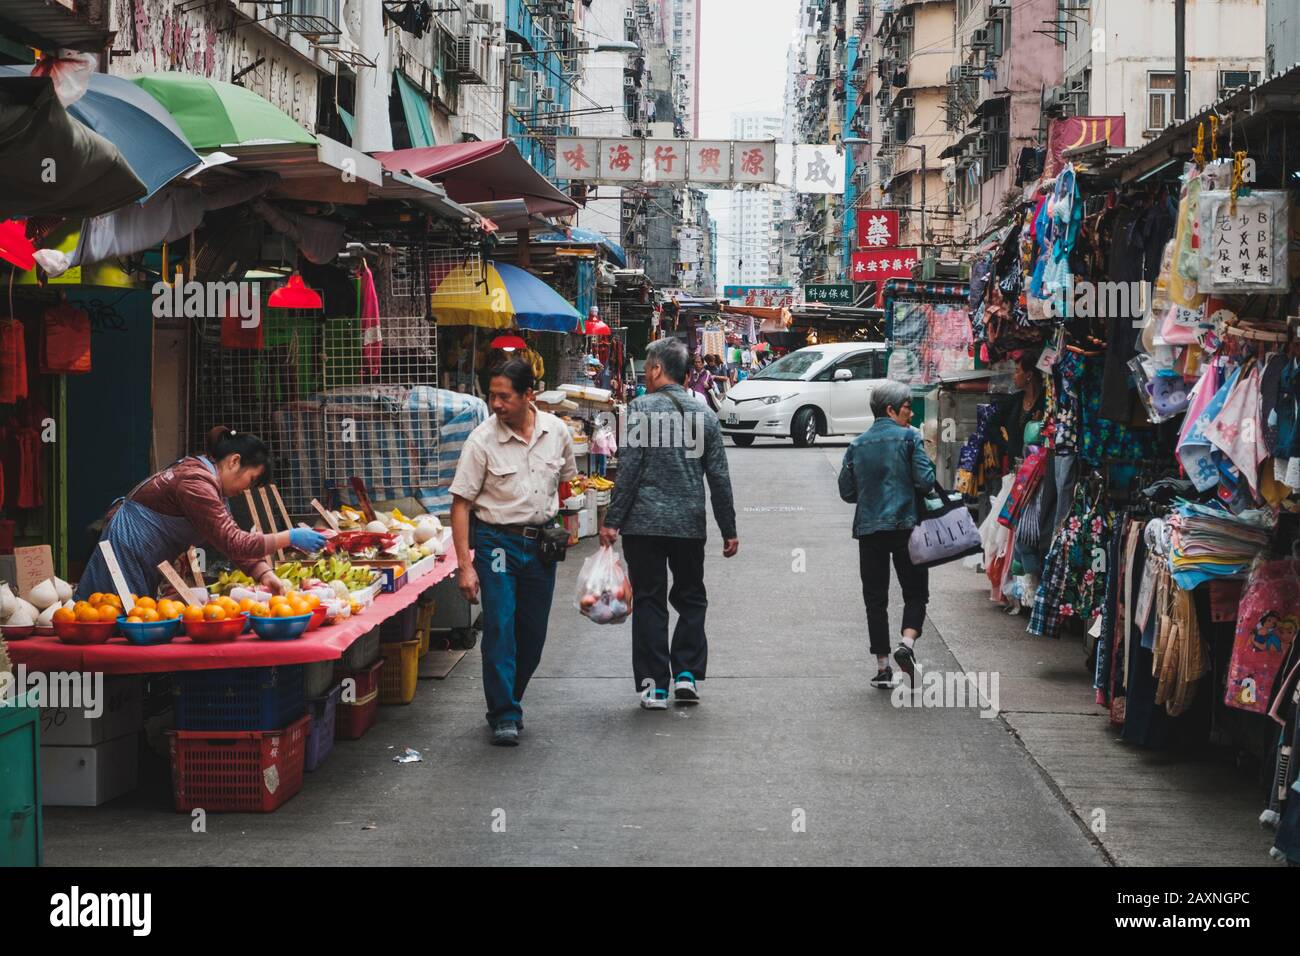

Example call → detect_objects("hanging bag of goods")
39 301 91 375
908 482 983 569
1226 558 1300 714
574 545 632 625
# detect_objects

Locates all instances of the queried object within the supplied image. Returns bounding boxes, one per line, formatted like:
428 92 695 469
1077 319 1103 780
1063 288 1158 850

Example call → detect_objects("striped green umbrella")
130 73 317 151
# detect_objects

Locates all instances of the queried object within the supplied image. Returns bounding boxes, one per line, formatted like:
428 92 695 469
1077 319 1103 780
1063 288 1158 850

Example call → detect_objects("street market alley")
40 442 1271 867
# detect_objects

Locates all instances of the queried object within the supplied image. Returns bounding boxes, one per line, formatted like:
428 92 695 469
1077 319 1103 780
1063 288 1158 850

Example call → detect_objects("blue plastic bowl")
240 610 253 634
117 616 183 646
249 612 312 641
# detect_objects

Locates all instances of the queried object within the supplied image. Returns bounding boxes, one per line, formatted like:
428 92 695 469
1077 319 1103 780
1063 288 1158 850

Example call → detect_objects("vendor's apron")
73 457 218 601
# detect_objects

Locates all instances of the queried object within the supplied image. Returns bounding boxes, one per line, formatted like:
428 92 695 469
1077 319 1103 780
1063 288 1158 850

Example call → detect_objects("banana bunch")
208 569 257 595
276 557 376 592
586 476 614 491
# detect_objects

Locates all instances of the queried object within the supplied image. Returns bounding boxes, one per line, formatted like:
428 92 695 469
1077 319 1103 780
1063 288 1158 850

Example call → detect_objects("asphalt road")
44 439 1104 866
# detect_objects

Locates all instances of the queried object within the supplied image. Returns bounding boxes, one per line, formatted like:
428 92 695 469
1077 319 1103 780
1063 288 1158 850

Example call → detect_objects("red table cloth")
5 552 459 675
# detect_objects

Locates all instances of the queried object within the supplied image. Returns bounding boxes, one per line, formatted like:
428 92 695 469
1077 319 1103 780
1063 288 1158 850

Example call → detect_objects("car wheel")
730 434 755 447
791 407 819 447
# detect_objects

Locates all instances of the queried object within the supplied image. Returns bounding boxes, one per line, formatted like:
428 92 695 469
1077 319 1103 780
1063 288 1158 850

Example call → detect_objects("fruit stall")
0 505 462 816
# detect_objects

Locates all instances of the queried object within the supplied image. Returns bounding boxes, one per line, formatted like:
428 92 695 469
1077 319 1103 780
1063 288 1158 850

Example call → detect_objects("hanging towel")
360 260 382 377
1179 363 1236 491
1205 362 1267 494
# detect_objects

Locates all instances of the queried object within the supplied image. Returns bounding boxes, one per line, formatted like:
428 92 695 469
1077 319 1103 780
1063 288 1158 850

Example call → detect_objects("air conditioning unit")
624 74 636 87
510 61 526 81
469 2 493 21
530 70 545 88
898 15 913 28
974 134 990 154
970 28 992 48
538 86 554 102
539 16 555 37
901 95 914 108
989 0 1011 9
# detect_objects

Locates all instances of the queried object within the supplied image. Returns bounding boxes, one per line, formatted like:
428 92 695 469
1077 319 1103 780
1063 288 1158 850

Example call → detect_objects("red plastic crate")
334 690 379 740
167 714 311 813
334 658 384 699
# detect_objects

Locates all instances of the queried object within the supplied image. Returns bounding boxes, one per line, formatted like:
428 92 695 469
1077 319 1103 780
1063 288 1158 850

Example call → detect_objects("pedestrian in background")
450 359 577 746
600 337 739 709
837 380 936 689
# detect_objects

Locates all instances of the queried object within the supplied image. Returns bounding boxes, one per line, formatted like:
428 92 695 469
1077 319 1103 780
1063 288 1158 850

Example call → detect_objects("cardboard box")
39 676 142 747
41 733 139 807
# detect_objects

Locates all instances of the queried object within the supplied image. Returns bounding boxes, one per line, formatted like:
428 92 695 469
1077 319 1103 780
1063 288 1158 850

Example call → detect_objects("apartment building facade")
730 111 785 286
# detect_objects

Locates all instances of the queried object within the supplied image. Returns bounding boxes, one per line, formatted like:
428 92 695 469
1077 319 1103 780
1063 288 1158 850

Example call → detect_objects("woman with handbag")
837 380 937 689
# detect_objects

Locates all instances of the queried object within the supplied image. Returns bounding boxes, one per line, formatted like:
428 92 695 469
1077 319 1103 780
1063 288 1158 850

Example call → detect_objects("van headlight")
762 393 796 405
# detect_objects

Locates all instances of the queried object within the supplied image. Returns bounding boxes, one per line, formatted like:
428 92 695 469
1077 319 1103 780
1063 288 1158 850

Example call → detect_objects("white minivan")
716 342 890 447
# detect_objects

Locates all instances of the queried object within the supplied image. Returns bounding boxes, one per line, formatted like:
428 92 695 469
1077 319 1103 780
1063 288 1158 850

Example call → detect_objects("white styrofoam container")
40 676 142 747
41 733 139 807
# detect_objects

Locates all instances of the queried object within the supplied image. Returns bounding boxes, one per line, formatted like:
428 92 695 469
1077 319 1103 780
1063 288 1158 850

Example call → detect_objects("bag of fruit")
574 545 632 625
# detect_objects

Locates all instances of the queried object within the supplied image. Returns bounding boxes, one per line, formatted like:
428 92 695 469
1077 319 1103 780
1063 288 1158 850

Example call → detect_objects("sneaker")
893 643 917 684
640 688 669 710
491 722 520 746
870 666 895 689
673 671 700 704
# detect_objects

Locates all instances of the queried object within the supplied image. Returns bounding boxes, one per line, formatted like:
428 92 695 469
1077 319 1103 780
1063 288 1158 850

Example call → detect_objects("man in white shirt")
450 359 578 746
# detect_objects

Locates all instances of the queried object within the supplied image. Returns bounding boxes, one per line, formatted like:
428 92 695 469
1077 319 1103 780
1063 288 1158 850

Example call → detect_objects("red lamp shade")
585 318 611 337
267 274 323 310
0 220 36 271
491 334 528 352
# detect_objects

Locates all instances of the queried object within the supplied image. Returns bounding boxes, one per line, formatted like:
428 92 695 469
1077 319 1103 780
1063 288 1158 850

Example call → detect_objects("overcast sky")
699 0 800 289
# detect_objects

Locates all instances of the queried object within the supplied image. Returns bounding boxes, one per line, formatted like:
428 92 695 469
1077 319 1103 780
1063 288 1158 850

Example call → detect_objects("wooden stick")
158 561 203 608
96 540 135 611
243 489 264 535
311 498 341 531
271 484 297 545
258 486 284 562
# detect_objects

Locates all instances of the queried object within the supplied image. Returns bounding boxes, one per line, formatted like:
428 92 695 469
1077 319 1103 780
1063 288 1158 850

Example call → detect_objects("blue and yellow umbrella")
430 261 580 332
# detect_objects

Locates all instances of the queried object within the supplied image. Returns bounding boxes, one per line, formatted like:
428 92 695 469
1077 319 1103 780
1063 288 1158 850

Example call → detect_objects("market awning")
0 1 111 49
532 227 628 267
0 65 201 203
369 169 483 226
463 199 548 232
431 261 580 331
214 136 384 203
375 140 579 219
722 304 793 329
0 76 146 218
131 73 319 152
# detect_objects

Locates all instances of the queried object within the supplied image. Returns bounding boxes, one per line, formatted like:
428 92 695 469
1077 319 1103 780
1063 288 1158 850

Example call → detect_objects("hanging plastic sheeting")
394 70 436 149
887 300 973 386
31 50 96 108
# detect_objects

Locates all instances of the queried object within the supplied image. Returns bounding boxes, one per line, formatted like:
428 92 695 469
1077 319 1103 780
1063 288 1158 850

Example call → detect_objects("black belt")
475 519 548 540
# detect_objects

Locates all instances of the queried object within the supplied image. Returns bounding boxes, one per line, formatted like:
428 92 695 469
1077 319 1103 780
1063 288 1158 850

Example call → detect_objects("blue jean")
473 524 558 727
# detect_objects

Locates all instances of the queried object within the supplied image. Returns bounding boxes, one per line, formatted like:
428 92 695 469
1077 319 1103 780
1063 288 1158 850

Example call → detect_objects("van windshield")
750 351 823 381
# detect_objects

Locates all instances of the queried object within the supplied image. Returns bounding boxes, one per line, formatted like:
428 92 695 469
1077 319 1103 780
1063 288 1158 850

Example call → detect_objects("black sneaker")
893 643 917 684
491 722 520 746
870 666 895 689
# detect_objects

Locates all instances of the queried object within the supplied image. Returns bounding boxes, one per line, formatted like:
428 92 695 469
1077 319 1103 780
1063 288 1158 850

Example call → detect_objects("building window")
1147 73 1186 131
1218 70 1260 98
981 98 1010 177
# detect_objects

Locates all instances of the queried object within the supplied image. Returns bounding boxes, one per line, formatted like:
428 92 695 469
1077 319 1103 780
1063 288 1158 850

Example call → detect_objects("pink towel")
360 261 382 377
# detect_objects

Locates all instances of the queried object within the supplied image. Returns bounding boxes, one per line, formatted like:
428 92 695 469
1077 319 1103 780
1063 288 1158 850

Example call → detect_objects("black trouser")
622 534 708 695
858 530 929 657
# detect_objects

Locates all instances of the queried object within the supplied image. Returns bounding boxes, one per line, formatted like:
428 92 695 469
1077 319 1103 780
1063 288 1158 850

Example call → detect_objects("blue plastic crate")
304 684 341 772
379 605 418 644
173 665 306 732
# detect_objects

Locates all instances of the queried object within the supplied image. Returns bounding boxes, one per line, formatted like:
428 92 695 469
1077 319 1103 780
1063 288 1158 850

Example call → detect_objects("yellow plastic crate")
415 602 437 658
378 640 420 705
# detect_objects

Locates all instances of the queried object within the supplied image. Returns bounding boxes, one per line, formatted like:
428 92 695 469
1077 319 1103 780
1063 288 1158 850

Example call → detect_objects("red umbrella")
0 220 35 271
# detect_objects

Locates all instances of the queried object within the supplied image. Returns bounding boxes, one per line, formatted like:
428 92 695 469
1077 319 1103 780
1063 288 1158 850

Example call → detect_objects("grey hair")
870 380 912 417
646 337 689 384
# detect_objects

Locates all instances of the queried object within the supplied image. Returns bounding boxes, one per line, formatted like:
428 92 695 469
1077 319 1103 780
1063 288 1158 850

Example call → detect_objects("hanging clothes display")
359 260 382 377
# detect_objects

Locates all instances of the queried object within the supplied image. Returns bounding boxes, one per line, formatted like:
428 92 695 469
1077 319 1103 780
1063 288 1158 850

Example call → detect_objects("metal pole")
1174 0 1187 122
501 45 512 139
919 143 927 253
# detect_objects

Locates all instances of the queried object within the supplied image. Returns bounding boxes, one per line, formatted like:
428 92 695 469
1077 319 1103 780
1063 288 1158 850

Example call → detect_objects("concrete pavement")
44 439 1120 866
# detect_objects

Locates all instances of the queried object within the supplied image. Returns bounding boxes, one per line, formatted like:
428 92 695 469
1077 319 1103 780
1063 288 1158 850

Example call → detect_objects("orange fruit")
135 596 157 610
273 604 297 618
182 605 204 623
128 605 147 618
75 605 100 623
52 607 76 625
142 608 161 622
157 599 181 620
97 605 119 622
238 598 257 613
88 592 104 606
100 594 123 610
247 603 270 618
304 594 321 610
125 615 143 624
203 604 227 622
74 600 94 615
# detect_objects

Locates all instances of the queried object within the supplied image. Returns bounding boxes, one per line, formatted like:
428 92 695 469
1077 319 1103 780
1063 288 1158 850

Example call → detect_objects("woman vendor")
74 427 327 600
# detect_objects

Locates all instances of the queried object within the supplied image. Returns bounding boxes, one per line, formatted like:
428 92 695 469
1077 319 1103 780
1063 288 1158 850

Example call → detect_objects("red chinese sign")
562 142 591 172
1045 115 1126 178
856 210 899 249
851 248 920 305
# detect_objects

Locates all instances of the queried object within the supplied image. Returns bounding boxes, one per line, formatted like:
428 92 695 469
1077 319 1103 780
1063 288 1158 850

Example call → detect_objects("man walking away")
599 338 739 709
837 380 937 690
451 360 577 746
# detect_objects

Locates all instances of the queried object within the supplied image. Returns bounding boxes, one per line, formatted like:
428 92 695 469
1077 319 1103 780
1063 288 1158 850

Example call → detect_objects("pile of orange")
268 592 320 619
121 595 187 624
55 592 125 625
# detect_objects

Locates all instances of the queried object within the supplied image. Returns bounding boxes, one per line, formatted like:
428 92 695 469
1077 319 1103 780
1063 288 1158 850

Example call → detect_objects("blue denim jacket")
837 417 937 538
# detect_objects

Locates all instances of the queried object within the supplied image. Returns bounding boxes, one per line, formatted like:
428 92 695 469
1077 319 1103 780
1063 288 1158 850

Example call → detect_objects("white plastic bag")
32 50 97 108
574 545 632 624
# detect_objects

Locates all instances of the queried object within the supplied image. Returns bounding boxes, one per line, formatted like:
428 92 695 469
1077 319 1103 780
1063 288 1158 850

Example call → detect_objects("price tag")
12 544 54 600
1037 327 1064 372
96 541 135 610
157 561 203 607
186 548 204 590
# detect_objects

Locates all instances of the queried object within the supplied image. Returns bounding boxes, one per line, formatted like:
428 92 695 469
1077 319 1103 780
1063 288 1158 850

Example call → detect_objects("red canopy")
375 140 578 220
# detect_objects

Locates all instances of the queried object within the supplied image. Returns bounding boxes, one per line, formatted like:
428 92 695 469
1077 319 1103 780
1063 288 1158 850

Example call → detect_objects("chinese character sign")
689 141 731 183
1045 116 1126 178
851 248 919 282
733 141 778 184
793 145 844 194
723 285 794 308
644 140 686 182
600 139 644 181
1196 190 1289 294
555 137 597 180
805 285 854 304
856 210 899 249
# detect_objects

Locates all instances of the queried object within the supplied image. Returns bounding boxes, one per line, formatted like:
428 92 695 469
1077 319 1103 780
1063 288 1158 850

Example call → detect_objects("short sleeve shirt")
449 407 579 526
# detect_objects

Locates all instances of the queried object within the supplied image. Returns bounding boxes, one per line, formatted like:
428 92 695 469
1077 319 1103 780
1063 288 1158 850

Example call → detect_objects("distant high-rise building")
730 111 784 287
667 0 701 138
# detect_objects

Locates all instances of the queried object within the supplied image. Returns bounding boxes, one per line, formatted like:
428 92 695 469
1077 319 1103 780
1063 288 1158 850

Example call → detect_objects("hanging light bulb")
268 274 323 310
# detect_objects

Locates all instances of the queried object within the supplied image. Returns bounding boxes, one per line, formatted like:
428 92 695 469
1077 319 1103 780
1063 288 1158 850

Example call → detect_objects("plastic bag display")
39 302 91 374
574 545 632 624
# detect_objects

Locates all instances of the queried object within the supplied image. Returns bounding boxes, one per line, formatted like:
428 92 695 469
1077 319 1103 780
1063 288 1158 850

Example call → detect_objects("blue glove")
289 528 327 553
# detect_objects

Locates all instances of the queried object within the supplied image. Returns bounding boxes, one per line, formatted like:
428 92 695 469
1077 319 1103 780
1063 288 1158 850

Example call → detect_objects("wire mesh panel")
427 247 484 297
